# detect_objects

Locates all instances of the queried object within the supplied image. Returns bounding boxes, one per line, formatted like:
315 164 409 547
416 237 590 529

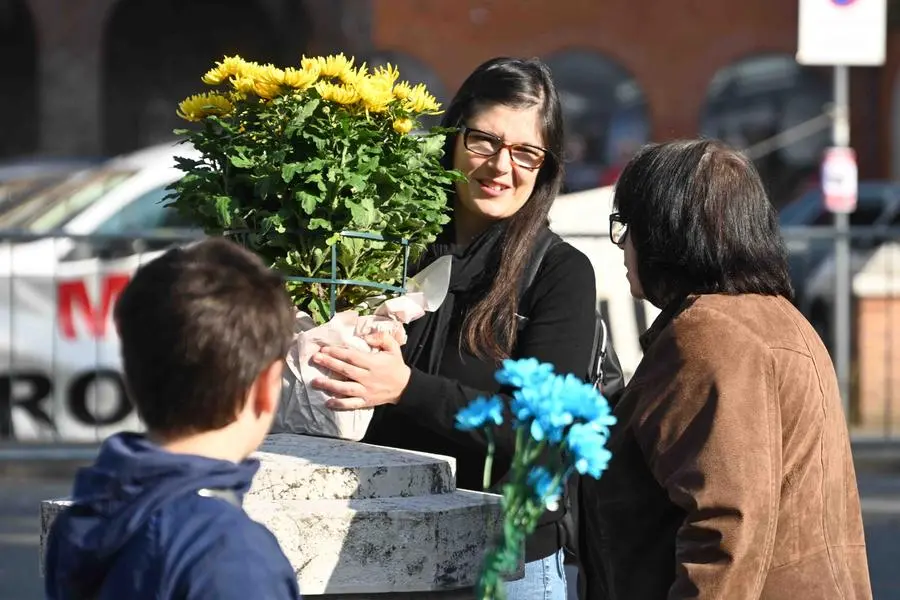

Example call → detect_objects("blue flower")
495 358 555 389
527 466 562 509
455 395 505 431
549 375 612 427
566 422 613 479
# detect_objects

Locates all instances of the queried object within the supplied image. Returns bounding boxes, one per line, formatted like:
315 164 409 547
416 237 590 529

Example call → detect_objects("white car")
0 156 654 441
548 185 660 382
0 142 201 441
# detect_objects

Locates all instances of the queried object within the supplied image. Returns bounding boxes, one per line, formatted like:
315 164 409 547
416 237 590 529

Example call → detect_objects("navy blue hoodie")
44 432 301 600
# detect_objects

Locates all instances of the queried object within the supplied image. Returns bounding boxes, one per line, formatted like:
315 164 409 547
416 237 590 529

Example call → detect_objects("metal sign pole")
832 64 852 417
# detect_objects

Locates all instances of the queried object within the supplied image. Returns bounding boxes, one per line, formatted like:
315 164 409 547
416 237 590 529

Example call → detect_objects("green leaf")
344 172 368 193
420 134 446 157
282 163 302 183
346 201 374 228
307 173 326 192
214 195 233 227
309 218 332 231
296 191 318 215
297 98 320 122
229 154 254 169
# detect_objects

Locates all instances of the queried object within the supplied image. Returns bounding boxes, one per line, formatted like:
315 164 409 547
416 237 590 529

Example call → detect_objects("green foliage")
167 67 463 325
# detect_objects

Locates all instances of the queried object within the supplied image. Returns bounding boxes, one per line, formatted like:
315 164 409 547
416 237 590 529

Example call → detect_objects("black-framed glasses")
609 212 628 245
461 126 549 170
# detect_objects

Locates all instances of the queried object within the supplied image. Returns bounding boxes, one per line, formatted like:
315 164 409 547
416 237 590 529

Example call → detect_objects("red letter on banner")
57 274 130 340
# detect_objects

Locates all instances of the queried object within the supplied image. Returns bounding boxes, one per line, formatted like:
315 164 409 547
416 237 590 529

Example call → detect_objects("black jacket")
364 231 598 561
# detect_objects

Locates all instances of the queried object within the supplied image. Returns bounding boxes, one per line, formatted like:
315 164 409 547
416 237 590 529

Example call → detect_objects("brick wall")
371 0 799 139
370 0 899 180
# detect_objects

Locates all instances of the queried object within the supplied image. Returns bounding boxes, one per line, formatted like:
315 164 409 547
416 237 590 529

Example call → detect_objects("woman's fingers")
365 332 401 355
313 348 368 380
325 396 370 410
309 373 366 398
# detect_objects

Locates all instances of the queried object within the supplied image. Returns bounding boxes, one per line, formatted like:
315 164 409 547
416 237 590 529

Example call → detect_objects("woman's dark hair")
613 139 794 307
440 56 565 361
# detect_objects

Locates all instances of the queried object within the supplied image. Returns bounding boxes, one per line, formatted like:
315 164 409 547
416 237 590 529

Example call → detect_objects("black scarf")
403 220 508 374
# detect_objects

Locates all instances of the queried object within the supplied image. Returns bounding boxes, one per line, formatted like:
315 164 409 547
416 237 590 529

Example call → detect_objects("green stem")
483 429 495 491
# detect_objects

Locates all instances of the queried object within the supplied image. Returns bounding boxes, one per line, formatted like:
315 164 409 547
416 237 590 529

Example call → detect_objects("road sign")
821 146 858 213
797 0 887 66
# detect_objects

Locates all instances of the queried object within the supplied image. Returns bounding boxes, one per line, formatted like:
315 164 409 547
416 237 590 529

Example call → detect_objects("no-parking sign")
797 0 886 66
821 146 858 213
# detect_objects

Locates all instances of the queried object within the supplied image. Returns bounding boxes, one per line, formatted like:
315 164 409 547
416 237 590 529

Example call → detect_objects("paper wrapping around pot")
270 256 451 441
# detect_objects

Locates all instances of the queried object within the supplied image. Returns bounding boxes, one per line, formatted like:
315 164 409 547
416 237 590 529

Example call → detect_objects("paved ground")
1 448 898 600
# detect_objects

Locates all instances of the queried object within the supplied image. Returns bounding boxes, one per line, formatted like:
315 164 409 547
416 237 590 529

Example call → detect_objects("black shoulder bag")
519 229 626 567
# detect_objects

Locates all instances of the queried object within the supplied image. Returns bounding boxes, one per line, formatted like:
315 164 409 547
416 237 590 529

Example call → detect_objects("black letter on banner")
0 372 54 439
68 369 132 426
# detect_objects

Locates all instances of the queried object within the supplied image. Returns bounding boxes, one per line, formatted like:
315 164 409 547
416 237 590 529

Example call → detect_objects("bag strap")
588 314 608 389
520 229 563 296
521 230 608 388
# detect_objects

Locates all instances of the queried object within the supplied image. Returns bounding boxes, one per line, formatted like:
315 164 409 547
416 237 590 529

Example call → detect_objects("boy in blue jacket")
44 238 301 600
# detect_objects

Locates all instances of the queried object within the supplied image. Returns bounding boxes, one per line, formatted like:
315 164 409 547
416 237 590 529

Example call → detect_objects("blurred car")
548 185 660 382
797 213 900 349
0 156 102 215
779 181 900 306
0 163 652 442
0 143 201 442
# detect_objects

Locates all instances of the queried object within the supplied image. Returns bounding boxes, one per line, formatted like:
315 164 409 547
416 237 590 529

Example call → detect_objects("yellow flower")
254 64 285 99
392 81 413 101
314 81 360 105
356 73 395 113
202 55 247 85
373 63 400 86
300 56 320 73
231 75 257 96
283 65 319 90
317 53 356 82
392 118 414 134
176 93 234 122
403 83 441 113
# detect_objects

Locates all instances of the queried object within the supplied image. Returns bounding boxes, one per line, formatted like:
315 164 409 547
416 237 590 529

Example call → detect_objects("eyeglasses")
609 212 628 245
461 126 549 170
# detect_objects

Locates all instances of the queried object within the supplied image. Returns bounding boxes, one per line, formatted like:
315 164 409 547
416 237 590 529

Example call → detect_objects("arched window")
544 50 650 192
0 0 38 158
701 54 832 208
102 0 312 154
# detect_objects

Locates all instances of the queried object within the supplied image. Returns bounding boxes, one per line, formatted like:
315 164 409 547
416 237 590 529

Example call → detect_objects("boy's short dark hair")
613 139 794 306
114 237 293 436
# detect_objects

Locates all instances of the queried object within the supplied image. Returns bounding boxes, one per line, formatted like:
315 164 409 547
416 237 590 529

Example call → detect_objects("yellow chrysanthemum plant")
168 53 462 325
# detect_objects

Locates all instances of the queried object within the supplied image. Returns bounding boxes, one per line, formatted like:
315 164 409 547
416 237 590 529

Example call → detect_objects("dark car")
778 181 900 306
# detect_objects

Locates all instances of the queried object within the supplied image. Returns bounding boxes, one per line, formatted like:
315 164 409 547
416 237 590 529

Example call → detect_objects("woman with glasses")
579 139 872 599
310 57 598 598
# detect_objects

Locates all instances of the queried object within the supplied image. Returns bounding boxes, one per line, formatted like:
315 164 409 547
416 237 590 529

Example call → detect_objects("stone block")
244 490 502 595
39 434 510 596
249 434 455 500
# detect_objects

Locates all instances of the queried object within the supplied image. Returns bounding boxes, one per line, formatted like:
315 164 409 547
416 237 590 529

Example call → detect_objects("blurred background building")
5 0 900 205
2 4 900 598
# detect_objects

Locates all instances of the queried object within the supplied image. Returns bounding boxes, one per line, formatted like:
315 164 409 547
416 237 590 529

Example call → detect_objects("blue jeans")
504 548 568 600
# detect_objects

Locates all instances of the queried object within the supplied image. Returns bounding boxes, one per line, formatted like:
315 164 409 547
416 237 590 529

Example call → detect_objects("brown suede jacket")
579 293 872 600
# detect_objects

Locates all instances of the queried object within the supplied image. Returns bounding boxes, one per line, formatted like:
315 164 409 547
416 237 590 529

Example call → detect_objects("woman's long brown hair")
439 57 566 363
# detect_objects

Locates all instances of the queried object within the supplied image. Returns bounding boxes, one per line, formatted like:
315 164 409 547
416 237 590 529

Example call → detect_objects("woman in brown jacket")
578 139 872 599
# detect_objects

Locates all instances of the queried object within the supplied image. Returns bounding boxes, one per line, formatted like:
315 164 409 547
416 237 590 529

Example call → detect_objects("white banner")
797 0 887 66
0 253 160 441
1 188 654 442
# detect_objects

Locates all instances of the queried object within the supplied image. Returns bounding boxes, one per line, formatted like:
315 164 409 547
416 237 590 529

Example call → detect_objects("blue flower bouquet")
455 358 616 599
